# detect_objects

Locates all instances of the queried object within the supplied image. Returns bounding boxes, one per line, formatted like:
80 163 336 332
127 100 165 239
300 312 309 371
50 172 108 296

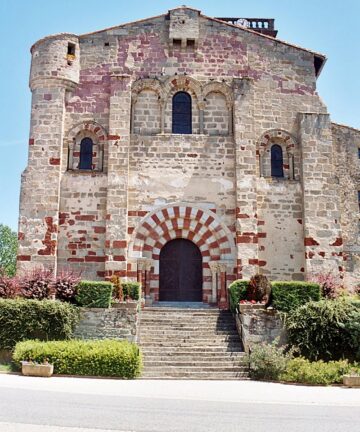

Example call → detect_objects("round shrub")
249 340 294 381
286 298 360 361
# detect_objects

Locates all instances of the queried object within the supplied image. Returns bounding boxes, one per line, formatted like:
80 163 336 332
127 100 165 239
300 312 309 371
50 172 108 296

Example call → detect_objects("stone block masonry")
17 6 360 306
74 303 139 342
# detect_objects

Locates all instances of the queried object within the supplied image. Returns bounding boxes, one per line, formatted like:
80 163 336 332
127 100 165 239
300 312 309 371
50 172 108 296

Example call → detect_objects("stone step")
143 353 247 359
139 307 247 380
140 327 238 337
143 307 224 312
140 371 249 380
140 336 240 343
140 318 235 323
143 360 248 367
140 321 236 331
142 348 248 361
141 364 246 372
141 346 243 353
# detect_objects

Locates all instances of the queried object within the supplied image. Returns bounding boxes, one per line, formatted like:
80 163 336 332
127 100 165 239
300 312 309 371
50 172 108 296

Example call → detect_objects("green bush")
122 282 141 301
286 298 360 361
249 340 294 381
282 357 360 385
0 299 80 350
228 280 320 313
228 280 249 312
76 281 113 308
271 281 321 313
13 339 142 378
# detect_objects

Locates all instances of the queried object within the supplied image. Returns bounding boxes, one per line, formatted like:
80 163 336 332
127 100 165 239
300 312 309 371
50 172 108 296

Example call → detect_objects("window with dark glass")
358 191 360 211
271 144 284 177
358 148 360 159
172 91 192 134
79 137 93 170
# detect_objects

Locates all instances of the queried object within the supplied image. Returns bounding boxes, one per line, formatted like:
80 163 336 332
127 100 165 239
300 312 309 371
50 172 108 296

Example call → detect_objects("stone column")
227 102 233 136
209 261 219 304
298 113 344 277
218 261 231 309
160 100 165 134
233 78 259 279
104 72 132 278
18 80 71 273
198 101 205 135
137 258 153 303
288 150 295 180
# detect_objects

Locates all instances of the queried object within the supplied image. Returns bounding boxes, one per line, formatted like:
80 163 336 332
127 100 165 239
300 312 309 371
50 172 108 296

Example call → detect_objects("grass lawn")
0 363 12 372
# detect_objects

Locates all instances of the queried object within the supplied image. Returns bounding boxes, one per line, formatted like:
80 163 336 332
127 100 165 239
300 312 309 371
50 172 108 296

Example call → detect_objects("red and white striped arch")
129 203 236 303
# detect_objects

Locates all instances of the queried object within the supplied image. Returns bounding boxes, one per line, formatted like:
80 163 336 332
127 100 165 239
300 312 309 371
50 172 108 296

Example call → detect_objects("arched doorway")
159 239 202 301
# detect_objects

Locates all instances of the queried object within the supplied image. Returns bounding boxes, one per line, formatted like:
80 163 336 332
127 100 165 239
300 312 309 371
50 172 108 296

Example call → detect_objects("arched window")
79 137 93 170
271 144 284 177
172 91 192 134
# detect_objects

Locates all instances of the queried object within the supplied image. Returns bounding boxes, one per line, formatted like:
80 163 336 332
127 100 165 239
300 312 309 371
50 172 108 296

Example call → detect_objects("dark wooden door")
159 239 202 301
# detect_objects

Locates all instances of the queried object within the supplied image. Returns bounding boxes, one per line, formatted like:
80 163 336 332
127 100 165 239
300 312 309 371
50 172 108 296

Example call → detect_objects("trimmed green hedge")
228 280 249 312
13 339 142 378
122 282 141 301
282 357 360 385
76 281 113 308
271 281 321 313
0 299 80 350
228 280 321 313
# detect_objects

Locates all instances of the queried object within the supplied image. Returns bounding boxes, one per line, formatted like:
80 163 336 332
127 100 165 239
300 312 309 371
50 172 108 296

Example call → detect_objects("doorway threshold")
150 302 216 309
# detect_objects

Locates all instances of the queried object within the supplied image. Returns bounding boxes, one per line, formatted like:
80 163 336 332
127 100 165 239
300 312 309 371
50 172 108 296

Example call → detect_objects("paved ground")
0 374 359 431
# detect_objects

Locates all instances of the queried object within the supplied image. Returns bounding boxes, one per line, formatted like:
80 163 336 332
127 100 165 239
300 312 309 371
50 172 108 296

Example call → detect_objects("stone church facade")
18 7 360 307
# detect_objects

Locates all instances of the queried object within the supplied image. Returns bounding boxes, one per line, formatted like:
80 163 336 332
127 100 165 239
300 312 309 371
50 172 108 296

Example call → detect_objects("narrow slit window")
187 39 195 48
67 43 76 56
358 191 360 211
79 137 93 170
358 148 360 159
172 91 192 134
271 144 284 177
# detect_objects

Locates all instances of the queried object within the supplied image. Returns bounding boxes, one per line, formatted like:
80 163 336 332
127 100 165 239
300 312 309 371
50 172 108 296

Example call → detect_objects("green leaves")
271 281 321 313
0 224 18 277
13 339 143 378
0 299 80 350
228 280 249 312
75 281 113 308
228 280 321 313
286 299 360 361
282 358 360 385
249 340 294 380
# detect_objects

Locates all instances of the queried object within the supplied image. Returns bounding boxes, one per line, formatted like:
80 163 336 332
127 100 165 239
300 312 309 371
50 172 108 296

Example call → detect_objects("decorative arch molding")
67 120 108 143
128 203 235 306
130 203 235 261
258 129 297 154
66 121 108 172
258 129 298 179
202 82 233 109
163 75 203 106
131 78 164 101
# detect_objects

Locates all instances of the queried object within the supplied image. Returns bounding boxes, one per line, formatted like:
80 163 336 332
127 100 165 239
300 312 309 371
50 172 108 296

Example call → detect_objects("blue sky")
1 0 359 231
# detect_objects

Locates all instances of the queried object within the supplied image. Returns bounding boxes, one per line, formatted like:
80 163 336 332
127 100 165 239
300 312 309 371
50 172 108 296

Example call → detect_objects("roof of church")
31 6 327 76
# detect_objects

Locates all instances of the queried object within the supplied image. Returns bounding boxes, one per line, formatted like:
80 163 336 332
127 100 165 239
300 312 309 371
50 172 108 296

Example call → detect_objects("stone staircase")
138 307 249 379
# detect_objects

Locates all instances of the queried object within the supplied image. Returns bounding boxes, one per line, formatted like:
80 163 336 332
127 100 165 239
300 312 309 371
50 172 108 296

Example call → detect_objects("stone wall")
236 304 286 353
17 6 360 299
74 303 139 342
333 123 360 290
